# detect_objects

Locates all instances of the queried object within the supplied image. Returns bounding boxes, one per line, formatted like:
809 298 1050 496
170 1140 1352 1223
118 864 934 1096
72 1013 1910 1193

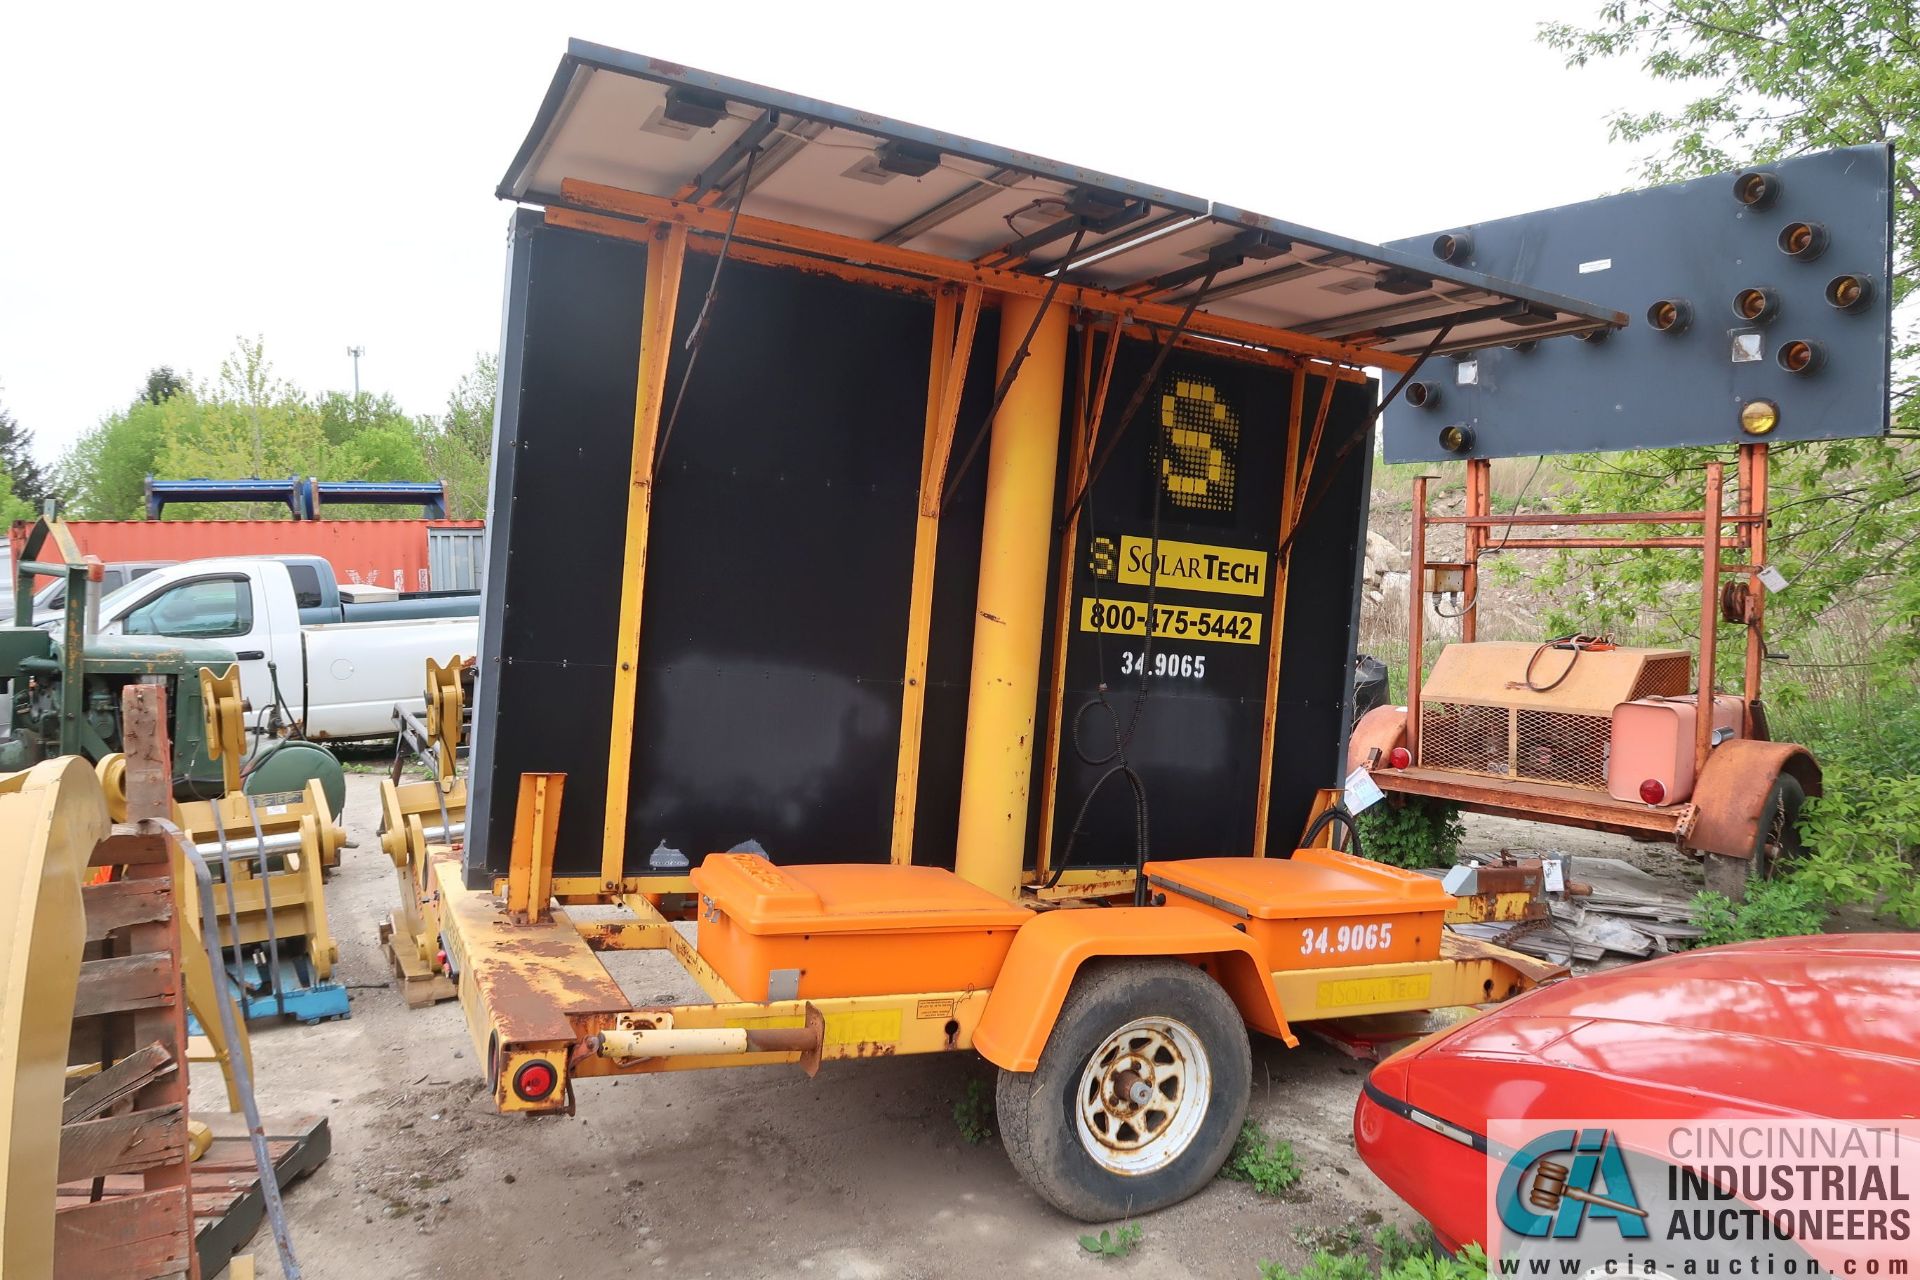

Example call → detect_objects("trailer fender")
1347 704 1409 773
1686 740 1823 859
972 907 1294 1073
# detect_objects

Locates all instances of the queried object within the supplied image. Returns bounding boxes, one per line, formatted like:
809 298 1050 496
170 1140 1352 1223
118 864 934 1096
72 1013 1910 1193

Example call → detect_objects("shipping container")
427 524 487 592
9 519 484 592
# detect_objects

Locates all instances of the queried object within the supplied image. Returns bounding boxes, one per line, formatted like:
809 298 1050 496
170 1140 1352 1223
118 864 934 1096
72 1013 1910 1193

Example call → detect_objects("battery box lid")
691 854 1033 936
1143 849 1455 921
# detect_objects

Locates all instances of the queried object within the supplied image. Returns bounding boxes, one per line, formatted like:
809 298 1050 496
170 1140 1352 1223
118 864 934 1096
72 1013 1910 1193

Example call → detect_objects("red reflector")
1639 778 1667 806
512 1059 558 1103
1387 747 1412 769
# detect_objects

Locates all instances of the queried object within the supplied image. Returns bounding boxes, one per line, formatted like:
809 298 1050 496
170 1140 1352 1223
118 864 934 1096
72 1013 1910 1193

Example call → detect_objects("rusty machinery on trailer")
414 41 1630 1220
1353 147 1894 897
376 656 467 1006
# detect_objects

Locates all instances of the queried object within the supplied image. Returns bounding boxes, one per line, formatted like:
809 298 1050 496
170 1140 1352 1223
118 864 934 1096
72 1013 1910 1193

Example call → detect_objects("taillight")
1639 778 1667 806
1387 747 1412 769
512 1059 559 1103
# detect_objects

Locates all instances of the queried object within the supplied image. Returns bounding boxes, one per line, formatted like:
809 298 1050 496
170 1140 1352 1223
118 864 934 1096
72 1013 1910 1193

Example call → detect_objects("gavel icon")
1528 1160 1650 1219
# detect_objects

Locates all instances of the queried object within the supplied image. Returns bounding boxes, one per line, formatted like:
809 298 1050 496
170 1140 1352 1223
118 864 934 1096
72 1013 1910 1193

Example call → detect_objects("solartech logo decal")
1487 1119 1916 1276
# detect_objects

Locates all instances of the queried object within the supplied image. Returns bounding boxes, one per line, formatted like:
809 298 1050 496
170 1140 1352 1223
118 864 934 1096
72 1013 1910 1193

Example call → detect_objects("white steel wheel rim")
1074 1015 1211 1175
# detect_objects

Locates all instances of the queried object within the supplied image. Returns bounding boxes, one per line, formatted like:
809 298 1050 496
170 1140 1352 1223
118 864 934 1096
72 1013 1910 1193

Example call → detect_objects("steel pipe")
954 293 1069 900
588 1024 819 1061
193 830 305 861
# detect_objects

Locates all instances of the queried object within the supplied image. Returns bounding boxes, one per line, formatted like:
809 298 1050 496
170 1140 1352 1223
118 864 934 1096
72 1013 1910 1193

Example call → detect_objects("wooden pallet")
58 1113 330 1279
378 914 458 1007
56 829 200 1279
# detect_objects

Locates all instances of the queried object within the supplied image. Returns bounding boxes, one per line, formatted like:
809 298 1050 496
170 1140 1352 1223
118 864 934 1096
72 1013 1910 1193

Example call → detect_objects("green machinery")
0 512 345 815
3 511 353 1024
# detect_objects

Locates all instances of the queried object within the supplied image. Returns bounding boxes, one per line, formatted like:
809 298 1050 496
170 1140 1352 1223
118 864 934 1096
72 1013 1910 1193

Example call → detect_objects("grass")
1078 1223 1143 1260
951 1077 994 1145
1218 1121 1302 1196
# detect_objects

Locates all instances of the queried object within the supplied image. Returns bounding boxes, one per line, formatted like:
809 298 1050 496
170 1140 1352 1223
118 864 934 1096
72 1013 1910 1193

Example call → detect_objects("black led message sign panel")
1381 145 1892 463
1040 336 1375 868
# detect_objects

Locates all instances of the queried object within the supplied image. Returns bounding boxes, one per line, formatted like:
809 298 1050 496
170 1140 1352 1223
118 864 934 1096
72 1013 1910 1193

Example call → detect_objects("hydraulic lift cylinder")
952 295 1069 900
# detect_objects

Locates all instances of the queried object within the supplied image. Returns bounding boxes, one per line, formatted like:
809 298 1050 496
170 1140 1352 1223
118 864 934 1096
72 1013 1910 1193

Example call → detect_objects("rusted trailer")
1354 146 1894 894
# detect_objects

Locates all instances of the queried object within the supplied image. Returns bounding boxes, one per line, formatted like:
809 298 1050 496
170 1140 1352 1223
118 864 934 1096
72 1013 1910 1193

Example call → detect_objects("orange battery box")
689 855 1033 1000
1142 849 1453 970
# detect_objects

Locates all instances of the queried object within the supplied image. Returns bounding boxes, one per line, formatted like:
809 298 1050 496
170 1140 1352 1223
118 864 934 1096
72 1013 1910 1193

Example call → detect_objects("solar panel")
500 41 1622 362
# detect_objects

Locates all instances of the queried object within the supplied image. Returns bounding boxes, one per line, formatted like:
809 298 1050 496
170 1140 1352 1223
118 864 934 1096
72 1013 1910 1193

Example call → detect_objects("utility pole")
347 345 365 400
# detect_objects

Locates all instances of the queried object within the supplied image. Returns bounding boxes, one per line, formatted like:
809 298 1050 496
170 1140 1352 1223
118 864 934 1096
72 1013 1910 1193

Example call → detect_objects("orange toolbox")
1142 849 1453 970
689 855 1033 1000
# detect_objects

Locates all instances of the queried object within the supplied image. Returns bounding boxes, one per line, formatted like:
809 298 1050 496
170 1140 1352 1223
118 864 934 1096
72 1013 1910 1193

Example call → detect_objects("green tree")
1536 2 1920 683
58 337 484 521
0 469 35 525
56 395 177 518
0 390 52 507
417 352 496 520
143 366 187 405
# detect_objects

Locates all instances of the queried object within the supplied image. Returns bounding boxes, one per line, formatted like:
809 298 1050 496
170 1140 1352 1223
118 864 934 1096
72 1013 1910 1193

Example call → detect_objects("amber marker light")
1777 340 1824 376
1740 399 1780 436
1733 288 1778 323
1432 231 1473 263
1733 170 1779 208
1647 299 1691 333
1826 274 1872 313
1778 221 1828 261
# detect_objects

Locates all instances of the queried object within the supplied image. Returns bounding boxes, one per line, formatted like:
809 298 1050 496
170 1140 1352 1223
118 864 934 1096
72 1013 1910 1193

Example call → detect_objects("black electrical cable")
1299 806 1362 861
653 144 759 479
1051 309 1438 892
940 225 1090 509
1278 323 1457 561
1060 273 1222 532
1045 307 1207 897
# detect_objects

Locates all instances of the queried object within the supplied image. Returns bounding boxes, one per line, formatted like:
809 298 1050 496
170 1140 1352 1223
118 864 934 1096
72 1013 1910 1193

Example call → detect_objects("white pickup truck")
93 556 479 741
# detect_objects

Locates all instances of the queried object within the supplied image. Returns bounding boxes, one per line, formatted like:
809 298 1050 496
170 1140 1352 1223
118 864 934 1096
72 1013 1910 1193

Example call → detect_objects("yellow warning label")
1094 535 1265 597
915 998 956 1021
1315 973 1433 1010
1079 599 1261 646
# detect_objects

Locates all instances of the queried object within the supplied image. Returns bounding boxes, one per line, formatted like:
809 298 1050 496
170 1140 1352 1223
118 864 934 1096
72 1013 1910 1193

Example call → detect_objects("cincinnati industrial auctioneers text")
1489 1120 1918 1275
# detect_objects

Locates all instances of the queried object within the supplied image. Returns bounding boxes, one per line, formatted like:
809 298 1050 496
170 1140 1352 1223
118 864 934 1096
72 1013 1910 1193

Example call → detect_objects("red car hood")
1376 934 1920 1124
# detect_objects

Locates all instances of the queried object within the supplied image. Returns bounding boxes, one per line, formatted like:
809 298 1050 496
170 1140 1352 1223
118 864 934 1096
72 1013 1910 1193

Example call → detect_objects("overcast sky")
0 1 1678 462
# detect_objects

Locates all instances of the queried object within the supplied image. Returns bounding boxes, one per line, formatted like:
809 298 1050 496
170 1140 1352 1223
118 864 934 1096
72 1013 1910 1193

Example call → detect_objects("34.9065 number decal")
1080 599 1261 646
1119 650 1206 679
1300 921 1394 957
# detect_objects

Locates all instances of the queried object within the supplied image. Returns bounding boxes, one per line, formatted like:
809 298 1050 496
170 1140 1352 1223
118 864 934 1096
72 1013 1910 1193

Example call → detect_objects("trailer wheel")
1702 773 1805 901
996 959 1249 1221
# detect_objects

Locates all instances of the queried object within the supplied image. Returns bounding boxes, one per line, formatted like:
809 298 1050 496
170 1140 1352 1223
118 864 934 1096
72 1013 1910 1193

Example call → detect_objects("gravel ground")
204 775 1673 1280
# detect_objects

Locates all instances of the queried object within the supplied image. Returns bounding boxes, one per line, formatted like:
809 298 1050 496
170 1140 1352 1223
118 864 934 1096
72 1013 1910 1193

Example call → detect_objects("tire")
996 959 1250 1222
1701 774 1805 901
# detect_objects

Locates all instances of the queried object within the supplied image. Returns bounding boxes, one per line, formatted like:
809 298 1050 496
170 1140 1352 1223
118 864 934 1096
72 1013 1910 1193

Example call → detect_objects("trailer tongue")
414 40 1614 1219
